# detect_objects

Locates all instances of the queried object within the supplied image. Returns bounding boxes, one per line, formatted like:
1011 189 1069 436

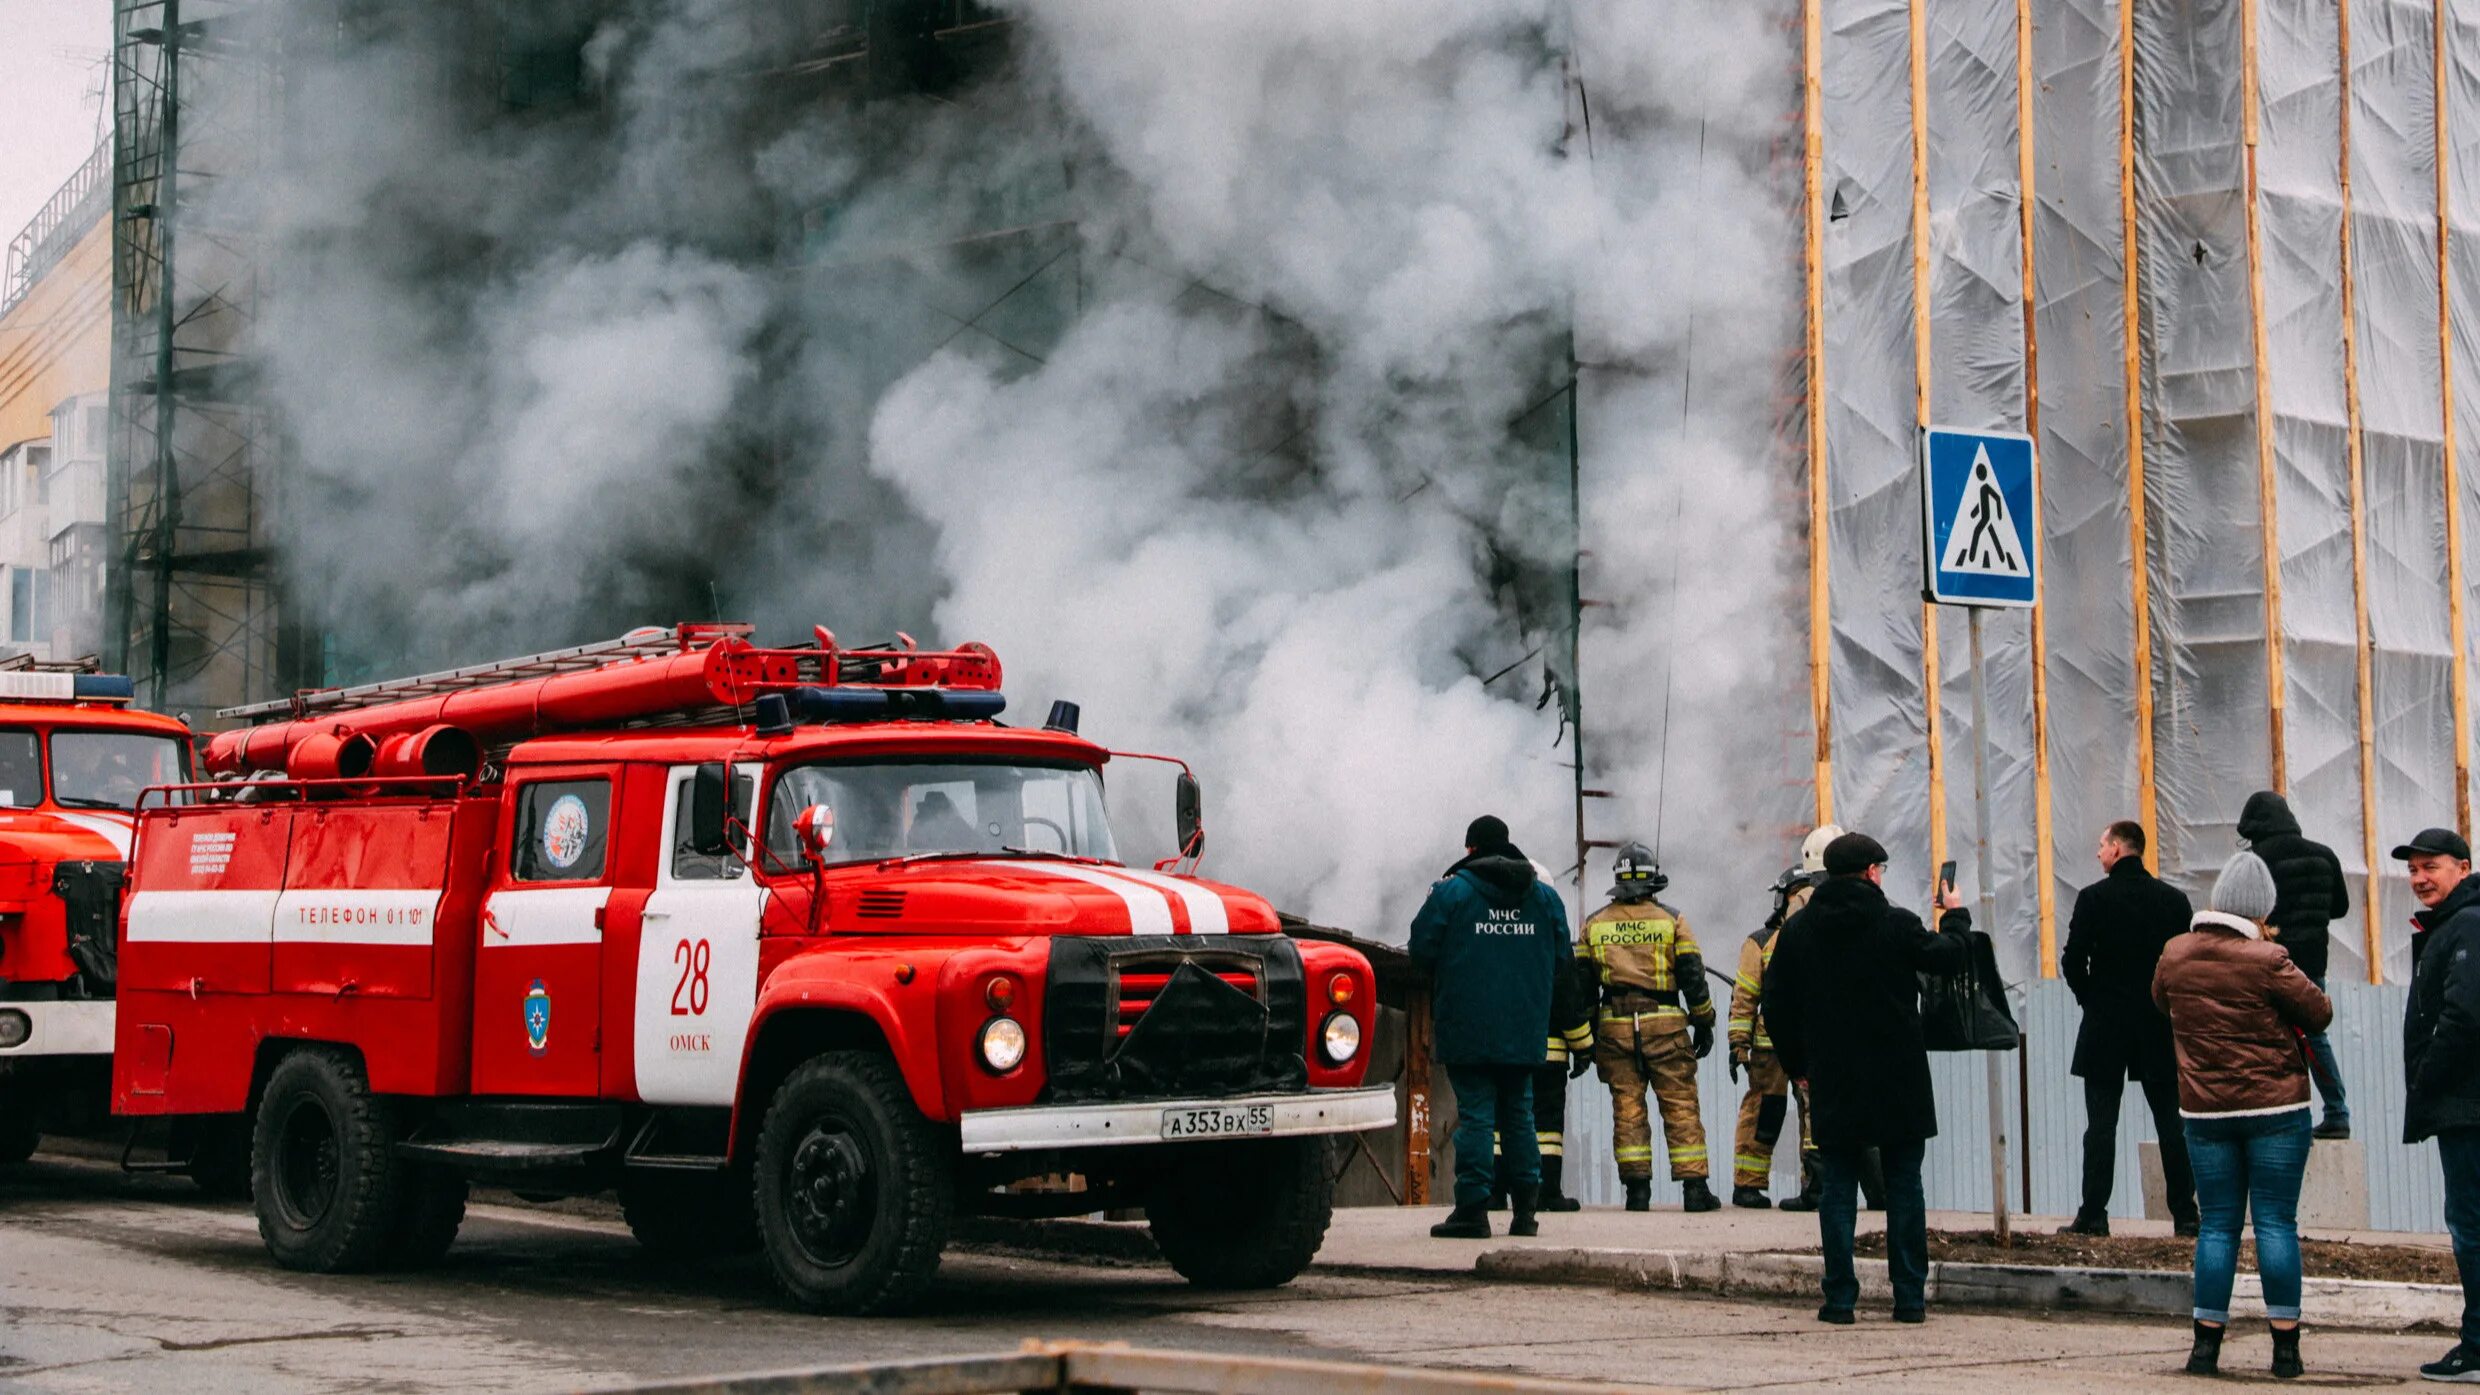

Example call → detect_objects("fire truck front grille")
1043 935 1307 1103
855 890 907 919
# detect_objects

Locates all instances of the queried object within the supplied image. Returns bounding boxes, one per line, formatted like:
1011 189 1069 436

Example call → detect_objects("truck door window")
512 778 611 883
670 767 753 881
0 730 38 807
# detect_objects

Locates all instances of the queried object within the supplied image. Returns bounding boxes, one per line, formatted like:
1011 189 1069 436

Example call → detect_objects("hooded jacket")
2236 791 2352 984
2151 910 2332 1118
1761 876 1972 1150
1409 846 1571 1068
2405 873 2480 1142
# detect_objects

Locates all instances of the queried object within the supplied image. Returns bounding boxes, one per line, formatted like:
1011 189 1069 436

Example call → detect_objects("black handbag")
1920 927 2020 1051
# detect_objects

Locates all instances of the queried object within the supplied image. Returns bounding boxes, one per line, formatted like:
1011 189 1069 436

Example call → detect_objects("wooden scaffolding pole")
2337 0 2385 983
2440 0 2475 841
1913 0 1949 880
2243 0 2289 794
2121 0 2160 845
1807 0 1835 827
2020 0 2059 974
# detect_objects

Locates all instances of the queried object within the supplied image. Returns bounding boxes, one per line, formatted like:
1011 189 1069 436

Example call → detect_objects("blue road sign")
1921 426 2039 608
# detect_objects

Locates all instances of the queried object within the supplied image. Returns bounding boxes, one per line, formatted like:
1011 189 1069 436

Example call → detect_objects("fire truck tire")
250 1047 416 1274
622 1170 760 1259
382 1167 468 1268
0 1114 35 1165
1147 1135 1334 1290
754 1051 952 1315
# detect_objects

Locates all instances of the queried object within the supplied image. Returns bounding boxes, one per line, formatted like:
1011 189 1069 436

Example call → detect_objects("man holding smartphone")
1764 832 1973 1325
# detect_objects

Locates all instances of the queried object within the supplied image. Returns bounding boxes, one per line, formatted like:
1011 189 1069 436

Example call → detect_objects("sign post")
1922 425 2038 1245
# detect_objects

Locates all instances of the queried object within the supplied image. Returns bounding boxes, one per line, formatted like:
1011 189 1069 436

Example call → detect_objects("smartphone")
1937 860 1958 898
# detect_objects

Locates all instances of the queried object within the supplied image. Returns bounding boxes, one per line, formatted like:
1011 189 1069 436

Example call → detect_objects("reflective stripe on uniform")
1613 1145 1654 1163
1668 1144 1708 1164
1599 1006 1686 1024
1538 1135 1562 1157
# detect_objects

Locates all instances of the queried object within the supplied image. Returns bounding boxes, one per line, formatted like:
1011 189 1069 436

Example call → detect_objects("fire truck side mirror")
689 763 731 856
1175 772 1204 858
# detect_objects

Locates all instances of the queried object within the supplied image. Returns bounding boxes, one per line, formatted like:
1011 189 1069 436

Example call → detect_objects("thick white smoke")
241 0 1806 946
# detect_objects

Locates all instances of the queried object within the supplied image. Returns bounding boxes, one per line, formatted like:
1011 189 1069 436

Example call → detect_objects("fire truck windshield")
52 731 189 811
764 760 1118 868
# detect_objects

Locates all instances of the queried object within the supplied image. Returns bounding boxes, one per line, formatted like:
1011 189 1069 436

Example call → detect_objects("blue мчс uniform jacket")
1408 851 1570 1068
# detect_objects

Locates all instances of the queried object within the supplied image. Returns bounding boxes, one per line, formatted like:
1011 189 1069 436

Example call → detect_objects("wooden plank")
2337 0 2385 983
2020 0 2058 973
2441 0 2474 840
2120 0 2159 846
2244 0 2289 794
1404 986 1433 1206
1913 0 1948 882
1807 0 1835 826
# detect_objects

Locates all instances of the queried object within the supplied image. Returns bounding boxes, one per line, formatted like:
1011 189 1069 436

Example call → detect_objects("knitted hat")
1823 831 1889 877
2209 850 2278 922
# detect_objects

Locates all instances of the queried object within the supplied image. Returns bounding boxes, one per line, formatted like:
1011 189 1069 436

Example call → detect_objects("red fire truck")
112 624 1390 1313
0 663 192 1165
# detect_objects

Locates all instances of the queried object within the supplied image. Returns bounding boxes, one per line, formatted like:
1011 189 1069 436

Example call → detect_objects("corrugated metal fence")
1556 980 2446 1232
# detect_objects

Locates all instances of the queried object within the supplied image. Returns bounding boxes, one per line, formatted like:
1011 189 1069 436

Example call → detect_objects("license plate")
1160 1103 1274 1140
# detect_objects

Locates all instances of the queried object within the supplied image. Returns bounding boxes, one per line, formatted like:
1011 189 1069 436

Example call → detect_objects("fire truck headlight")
1319 1011 1361 1065
978 1016 1027 1073
0 1010 28 1049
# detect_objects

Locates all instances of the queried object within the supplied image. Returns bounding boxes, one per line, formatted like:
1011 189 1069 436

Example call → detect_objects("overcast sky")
0 1 114 251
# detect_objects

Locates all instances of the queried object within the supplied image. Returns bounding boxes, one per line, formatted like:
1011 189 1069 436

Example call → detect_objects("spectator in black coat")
2059 820 2197 1237
2239 790 2355 1138
1766 832 1971 1325
2396 828 2480 1382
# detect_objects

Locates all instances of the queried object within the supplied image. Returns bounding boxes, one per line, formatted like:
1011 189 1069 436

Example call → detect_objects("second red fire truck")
112 624 1390 1313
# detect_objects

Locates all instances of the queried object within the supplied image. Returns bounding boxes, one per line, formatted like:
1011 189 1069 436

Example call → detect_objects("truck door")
631 763 763 1105
472 769 613 1096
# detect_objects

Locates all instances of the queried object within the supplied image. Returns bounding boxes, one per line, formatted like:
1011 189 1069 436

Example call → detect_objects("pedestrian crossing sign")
1921 426 2040 608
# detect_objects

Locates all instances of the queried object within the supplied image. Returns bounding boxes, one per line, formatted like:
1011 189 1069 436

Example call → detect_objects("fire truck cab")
113 625 1390 1313
0 664 190 1166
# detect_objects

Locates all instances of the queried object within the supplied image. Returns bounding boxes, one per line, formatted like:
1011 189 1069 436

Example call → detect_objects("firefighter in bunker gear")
1582 841 1719 1213
1495 953 1596 1211
1728 824 1840 1211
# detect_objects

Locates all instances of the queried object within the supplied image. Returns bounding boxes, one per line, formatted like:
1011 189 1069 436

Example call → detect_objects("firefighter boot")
1538 1155 1583 1213
1680 1178 1721 1213
1429 1203 1491 1240
1732 1184 1772 1209
1508 1184 1541 1238
1624 1179 1652 1212
1779 1153 1821 1212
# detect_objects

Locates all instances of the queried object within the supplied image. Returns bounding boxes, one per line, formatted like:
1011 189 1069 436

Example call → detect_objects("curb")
1474 1247 2465 1332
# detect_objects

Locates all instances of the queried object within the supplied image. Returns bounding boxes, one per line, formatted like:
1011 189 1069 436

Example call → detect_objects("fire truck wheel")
250 1047 415 1274
382 1166 468 1268
0 1112 35 1165
622 1169 760 1259
754 1051 953 1315
1147 1135 1335 1290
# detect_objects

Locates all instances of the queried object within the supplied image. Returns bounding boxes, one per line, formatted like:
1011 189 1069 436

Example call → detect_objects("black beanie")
1464 815 1510 850
1823 831 1889 877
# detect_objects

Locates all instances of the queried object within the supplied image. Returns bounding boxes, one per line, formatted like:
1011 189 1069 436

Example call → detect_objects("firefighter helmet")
1799 823 1847 875
1610 840 1667 900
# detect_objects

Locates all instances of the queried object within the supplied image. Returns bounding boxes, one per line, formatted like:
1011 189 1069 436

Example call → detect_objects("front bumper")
959 1084 1396 1156
0 999 113 1057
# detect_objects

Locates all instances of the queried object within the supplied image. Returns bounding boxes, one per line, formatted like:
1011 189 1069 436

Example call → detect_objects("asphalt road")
0 1151 2455 1393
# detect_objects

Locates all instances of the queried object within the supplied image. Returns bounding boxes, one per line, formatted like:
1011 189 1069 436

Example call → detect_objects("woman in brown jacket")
2153 850 2333 1380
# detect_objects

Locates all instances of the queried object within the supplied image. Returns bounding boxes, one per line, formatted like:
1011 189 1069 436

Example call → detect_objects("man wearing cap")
1764 831 1972 1326
1410 815 1572 1242
2393 827 2480 1382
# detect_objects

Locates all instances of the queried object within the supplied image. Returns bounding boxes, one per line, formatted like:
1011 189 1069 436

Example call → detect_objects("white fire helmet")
1799 824 1847 875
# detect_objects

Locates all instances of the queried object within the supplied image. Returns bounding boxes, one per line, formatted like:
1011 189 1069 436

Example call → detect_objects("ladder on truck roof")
216 625 735 723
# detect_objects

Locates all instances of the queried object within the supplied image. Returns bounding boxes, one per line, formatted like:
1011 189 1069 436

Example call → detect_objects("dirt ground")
1849 1228 2462 1284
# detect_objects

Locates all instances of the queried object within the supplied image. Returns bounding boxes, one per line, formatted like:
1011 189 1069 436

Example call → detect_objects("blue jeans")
2304 974 2348 1128
2440 1129 2480 1348
1447 1064 1539 1207
1819 1139 1928 1314
2184 1109 2312 1323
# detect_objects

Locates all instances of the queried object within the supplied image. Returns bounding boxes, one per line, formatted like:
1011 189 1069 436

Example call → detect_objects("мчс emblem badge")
541 794 592 871
524 978 551 1055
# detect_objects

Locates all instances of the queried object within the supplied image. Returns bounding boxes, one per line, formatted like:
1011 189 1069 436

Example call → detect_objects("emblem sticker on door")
541 795 592 871
524 978 552 1055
